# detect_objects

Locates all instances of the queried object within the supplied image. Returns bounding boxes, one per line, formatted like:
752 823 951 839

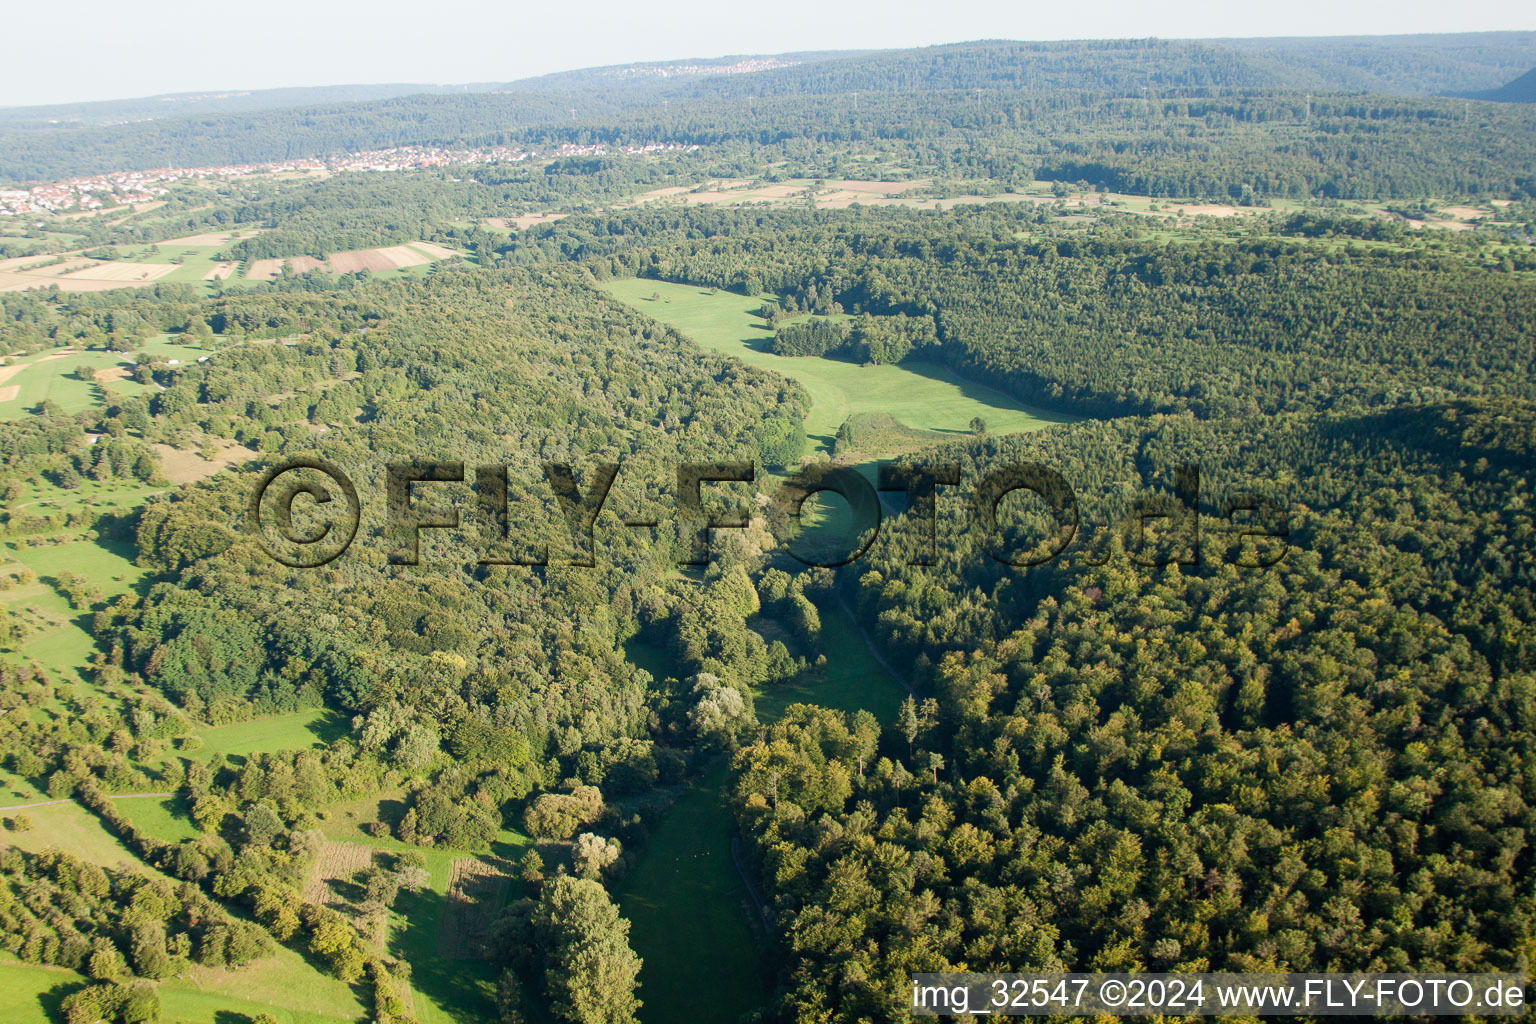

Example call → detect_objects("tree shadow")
898 358 1077 423
388 883 502 1024
376 797 408 828
309 708 352 746
39 979 88 1022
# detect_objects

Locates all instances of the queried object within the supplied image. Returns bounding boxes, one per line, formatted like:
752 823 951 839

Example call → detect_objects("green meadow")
0 800 146 871
109 793 201 843
1 533 145 696
601 278 1071 454
192 708 347 761
0 950 365 1024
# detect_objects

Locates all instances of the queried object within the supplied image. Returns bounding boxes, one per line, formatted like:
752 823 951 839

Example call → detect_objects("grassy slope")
0 800 145 871
600 278 1071 454
193 708 346 761
617 602 907 1024
0 955 365 1024
1 532 145 700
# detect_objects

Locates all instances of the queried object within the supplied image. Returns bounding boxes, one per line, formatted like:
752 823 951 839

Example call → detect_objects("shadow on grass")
897 359 1077 423
39 979 87 1023
391 883 501 1024
376 797 408 828
310 708 352 746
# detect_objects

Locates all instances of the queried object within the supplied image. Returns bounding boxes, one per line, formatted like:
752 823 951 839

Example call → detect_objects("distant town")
0 140 702 217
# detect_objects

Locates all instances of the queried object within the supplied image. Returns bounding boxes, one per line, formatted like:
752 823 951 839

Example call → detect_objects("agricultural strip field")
308 799 532 1024
245 242 462 281
439 858 511 960
601 278 1071 454
303 840 376 904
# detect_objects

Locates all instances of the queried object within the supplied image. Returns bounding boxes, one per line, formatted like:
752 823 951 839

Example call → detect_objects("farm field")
601 278 1071 454
617 602 907 1024
0 229 474 294
0 231 264 293
245 241 462 281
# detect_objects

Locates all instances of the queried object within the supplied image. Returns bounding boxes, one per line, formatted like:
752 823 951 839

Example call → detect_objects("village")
0 140 701 217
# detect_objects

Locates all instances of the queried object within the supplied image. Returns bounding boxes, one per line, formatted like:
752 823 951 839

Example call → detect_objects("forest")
0 28 1534 1024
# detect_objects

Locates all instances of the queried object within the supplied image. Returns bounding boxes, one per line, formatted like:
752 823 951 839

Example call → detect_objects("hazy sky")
2 0 1531 107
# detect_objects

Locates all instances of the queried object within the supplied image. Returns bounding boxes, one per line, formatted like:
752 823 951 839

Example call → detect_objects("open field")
0 230 264 292
0 951 365 1024
439 858 510 960
0 335 201 420
0 769 49 808
485 214 568 230
0 256 177 292
1 533 146 697
616 760 768 1024
159 231 243 247
303 840 377 904
150 439 253 484
602 278 1071 454
0 800 146 872
111 793 201 843
192 707 346 760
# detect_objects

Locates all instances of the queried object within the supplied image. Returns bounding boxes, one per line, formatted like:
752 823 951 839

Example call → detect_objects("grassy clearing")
0 800 144 871
0 335 203 421
752 601 907 723
619 600 908 1024
111 793 200 843
602 278 1070 454
0 961 77 1024
616 760 767 1024
0 954 365 1024
193 708 347 761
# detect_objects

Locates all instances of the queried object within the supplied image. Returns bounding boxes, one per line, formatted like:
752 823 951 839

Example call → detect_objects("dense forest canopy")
0 28 1533 1024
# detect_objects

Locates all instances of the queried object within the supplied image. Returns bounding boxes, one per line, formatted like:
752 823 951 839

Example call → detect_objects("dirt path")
729 834 771 930
838 593 917 697
0 791 173 811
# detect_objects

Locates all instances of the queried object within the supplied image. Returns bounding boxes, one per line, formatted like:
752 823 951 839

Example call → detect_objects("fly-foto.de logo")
249 457 1289 571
